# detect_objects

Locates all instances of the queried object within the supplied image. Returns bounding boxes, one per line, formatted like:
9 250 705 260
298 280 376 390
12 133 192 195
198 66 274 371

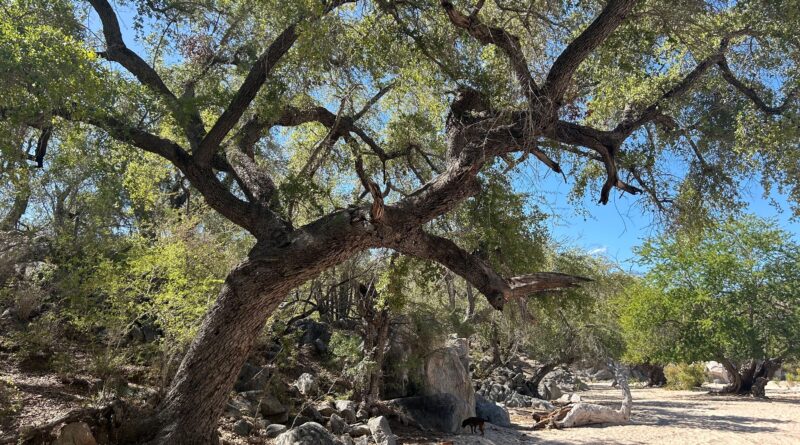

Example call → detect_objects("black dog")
461 417 486 435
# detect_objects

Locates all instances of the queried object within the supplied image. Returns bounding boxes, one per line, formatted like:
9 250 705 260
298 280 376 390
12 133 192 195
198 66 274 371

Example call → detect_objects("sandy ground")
5 367 800 445
400 383 800 445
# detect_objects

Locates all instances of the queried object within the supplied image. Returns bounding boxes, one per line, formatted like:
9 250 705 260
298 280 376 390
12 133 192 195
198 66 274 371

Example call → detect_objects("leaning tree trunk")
149 259 285 444
146 226 372 444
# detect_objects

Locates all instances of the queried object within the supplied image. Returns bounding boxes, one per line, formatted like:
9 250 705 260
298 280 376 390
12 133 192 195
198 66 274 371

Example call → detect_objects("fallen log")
532 370 632 430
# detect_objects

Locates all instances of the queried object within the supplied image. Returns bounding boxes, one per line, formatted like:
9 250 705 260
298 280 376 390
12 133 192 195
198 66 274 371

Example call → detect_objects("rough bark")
356 283 392 403
720 358 781 397
530 362 557 399
0 185 30 231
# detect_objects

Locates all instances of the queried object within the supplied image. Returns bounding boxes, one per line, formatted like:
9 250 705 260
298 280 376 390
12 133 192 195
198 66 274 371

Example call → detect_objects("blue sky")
102 4 800 273
519 162 800 272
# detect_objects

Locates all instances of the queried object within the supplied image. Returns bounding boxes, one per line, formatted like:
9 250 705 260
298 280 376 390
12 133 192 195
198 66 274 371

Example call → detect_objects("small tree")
619 216 800 395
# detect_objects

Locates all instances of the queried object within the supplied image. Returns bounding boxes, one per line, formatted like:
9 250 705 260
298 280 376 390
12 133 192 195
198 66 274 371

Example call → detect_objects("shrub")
664 363 706 390
0 376 22 416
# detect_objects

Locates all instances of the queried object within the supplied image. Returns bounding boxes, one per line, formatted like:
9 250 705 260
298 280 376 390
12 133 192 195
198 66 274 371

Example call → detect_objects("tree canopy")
3 0 800 442
618 216 800 391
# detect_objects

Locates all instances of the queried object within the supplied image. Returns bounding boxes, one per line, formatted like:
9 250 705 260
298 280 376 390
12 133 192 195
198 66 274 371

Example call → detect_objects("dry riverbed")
398 383 800 445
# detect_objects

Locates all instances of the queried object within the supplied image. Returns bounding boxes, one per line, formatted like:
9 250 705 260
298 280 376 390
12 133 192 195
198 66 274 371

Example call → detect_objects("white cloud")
588 246 608 256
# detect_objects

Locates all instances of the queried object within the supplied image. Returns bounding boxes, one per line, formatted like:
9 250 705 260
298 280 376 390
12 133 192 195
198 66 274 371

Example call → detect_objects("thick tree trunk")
148 219 374 444
530 362 557 399
149 258 284 444
720 358 781 397
0 186 29 231
552 370 632 429
632 364 666 387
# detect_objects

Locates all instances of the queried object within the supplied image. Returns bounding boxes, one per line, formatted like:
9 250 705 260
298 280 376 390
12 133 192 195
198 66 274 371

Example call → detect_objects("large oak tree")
2 0 799 442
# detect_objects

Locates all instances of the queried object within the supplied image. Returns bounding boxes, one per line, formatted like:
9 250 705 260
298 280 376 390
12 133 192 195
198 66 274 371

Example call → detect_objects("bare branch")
196 1 355 165
441 0 537 101
717 58 797 115
88 0 205 146
390 230 589 310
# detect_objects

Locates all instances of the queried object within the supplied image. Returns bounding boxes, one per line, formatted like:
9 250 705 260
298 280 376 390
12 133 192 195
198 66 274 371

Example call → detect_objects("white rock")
367 416 397 445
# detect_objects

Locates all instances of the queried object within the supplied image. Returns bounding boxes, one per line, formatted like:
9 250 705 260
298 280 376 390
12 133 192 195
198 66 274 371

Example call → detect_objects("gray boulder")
420 337 475 431
328 413 347 435
388 393 462 433
265 424 287 438
368 416 397 445
235 362 271 392
316 401 337 417
475 393 511 427
348 423 371 437
232 419 252 436
54 422 97 445
295 319 332 354
226 393 256 418
275 422 343 445
295 373 318 396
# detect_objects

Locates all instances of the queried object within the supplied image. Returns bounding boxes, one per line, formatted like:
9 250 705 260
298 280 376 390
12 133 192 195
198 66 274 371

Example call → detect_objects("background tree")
618 216 800 396
3 0 800 441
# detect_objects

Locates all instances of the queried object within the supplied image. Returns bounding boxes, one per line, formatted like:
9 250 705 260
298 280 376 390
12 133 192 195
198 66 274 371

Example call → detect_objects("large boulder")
420 337 475 430
265 424 287 438
387 393 463 433
235 362 271 392
295 319 332 355
367 416 397 445
275 422 343 445
475 393 510 427
706 361 731 384
54 422 97 445
328 413 348 435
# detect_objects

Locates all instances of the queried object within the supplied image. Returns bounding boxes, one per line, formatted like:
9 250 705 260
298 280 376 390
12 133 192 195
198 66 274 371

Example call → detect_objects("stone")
339 434 355 445
329 413 347 435
419 337 475 432
557 393 583 404
316 401 337 417
706 361 731 384
354 437 371 445
295 319 332 355
295 373 318 396
301 404 325 423
258 394 288 418
275 422 342 445
226 393 256 418
592 369 614 381
339 407 357 424
54 422 97 445
530 398 555 411
232 419 252 436
235 362 271 392
504 392 532 408
348 424 371 437
265 424 288 438
475 393 511 427
368 416 396 445
388 394 462 433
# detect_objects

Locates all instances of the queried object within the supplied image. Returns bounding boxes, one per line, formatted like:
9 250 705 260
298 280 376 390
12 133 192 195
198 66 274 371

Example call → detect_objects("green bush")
0 376 22 416
664 363 706 390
